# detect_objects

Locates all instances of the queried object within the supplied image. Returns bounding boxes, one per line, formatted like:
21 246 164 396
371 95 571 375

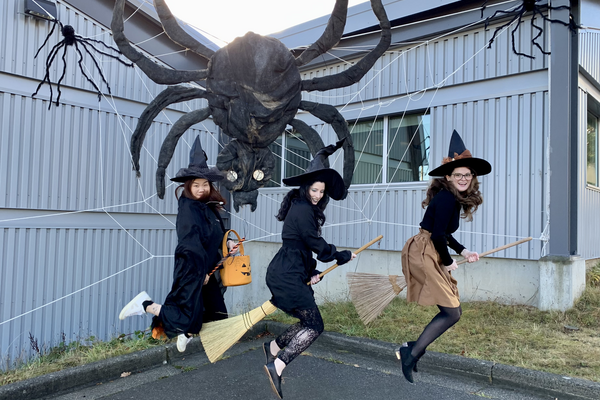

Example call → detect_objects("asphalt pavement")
1 322 598 400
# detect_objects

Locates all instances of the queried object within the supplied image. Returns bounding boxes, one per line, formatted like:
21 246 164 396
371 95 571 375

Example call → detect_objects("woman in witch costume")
262 140 357 399
119 136 235 352
397 130 491 383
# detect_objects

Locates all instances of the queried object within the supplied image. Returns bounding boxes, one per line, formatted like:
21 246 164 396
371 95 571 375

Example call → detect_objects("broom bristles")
347 272 406 325
200 300 277 363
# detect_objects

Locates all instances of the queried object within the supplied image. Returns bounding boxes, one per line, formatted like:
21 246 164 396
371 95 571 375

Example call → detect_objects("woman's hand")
350 253 357 261
227 239 239 254
310 274 321 285
460 249 479 263
446 260 458 272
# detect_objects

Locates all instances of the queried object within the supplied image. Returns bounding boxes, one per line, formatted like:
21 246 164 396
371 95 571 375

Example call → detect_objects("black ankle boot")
407 341 425 373
396 343 417 383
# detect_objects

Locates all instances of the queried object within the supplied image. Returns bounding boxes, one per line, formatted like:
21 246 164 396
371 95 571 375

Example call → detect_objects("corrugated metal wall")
0 0 218 368
233 17 548 261
580 31 600 82
577 83 600 260
300 16 548 106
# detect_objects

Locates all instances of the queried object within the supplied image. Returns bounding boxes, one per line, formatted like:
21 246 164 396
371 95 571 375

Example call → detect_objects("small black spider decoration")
481 0 578 59
32 20 133 109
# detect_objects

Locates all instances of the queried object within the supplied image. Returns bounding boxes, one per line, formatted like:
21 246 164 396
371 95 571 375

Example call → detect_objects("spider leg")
34 19 59 59
510 13 535 59
77 41 114 98
296 0 348 67
111 0 208 84
155 108 211 199
130 86 208 176
530 13 550 56
486 11 522 49
53 44 70 106
295 100 355 193
301 0 390 92
74 34 133 67
536 5 571 27
32 41 64 106
484 8 521 28
480 0 489 18
153 0 215 60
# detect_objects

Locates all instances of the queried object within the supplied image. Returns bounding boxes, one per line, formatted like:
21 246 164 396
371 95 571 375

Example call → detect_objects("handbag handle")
222 229 245 256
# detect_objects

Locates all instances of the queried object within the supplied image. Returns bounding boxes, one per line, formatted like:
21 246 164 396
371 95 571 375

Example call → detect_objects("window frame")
587 94 600 189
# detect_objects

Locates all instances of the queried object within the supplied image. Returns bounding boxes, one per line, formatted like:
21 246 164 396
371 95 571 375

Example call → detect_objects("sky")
162 0 369 46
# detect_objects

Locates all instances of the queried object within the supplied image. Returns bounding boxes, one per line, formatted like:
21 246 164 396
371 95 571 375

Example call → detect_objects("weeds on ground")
0 330 163 387
268 283 600 382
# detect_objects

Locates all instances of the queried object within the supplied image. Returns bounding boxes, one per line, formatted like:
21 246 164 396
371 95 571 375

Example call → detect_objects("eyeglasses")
451 173 473 180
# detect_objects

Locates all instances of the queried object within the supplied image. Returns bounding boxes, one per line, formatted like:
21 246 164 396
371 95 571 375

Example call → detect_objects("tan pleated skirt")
401 229 460 308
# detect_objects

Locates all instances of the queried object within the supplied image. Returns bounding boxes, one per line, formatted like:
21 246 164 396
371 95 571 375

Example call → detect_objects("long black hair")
276 180 329 231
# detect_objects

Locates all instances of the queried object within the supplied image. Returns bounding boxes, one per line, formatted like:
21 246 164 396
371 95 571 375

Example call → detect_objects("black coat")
154 197 227 338
266 199 352 313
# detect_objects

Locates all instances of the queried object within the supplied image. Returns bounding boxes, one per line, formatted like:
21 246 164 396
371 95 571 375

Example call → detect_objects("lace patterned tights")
275 307 324 365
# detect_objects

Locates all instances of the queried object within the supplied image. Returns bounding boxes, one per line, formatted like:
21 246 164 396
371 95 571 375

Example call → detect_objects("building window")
588 95 600 187
266 136 282 187
265 112 430 188
284 131 311 179
588 111 599 186
351 119 384 184
266 131 311 187
351 112 430 184
388 114 430 182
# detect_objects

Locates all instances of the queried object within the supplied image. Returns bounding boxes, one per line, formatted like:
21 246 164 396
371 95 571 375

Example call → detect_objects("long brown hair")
175 179 226 210
422 169 483 222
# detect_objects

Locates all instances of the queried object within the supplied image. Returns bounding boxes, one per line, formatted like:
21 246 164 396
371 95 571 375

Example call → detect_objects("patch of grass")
588 262 600 287
267 284 600 382
0 330 165 387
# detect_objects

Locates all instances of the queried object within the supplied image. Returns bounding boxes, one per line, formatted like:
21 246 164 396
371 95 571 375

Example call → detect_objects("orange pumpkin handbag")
220 230 252 287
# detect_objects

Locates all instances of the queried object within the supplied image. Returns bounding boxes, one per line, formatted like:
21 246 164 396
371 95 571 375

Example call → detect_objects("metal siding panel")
580 31 600 84
577 87 600 259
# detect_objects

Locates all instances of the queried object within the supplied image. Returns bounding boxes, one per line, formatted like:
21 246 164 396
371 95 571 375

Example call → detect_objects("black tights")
411 305 462 357
275 307 324 365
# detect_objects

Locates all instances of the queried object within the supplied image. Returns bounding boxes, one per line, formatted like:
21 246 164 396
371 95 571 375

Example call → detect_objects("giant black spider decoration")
481 0 578 59
33 20 133 109
111 0 391 212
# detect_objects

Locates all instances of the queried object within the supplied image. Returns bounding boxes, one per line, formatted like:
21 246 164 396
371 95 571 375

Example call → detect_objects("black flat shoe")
263 342 277 365
264 361 283 399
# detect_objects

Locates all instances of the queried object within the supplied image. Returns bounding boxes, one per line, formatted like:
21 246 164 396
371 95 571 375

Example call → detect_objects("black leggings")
275 307 324 365
411 305 462 357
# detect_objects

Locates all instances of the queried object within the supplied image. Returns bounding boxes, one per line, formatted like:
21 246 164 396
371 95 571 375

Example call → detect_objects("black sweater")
419 189 465 266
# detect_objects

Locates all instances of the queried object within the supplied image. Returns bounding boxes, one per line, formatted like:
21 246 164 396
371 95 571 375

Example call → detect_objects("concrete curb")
263 321 600 400
2 322 599 400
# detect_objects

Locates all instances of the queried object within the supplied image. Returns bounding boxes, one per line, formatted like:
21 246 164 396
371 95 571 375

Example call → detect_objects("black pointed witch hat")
171 136 224 182
428 130 491 177
282 139 346 200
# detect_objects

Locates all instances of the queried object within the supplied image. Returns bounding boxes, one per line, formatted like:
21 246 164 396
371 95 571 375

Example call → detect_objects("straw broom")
200 235 383 363
348 237 533 325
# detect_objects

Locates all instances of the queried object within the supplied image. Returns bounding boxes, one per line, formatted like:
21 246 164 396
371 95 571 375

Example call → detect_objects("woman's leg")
202 274 228 322
398 305 461 383
276 307 324 367
411 305 462 357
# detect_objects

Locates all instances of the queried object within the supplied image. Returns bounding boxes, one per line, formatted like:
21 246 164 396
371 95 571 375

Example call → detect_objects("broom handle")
456 237 532 265
308 235 384 285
